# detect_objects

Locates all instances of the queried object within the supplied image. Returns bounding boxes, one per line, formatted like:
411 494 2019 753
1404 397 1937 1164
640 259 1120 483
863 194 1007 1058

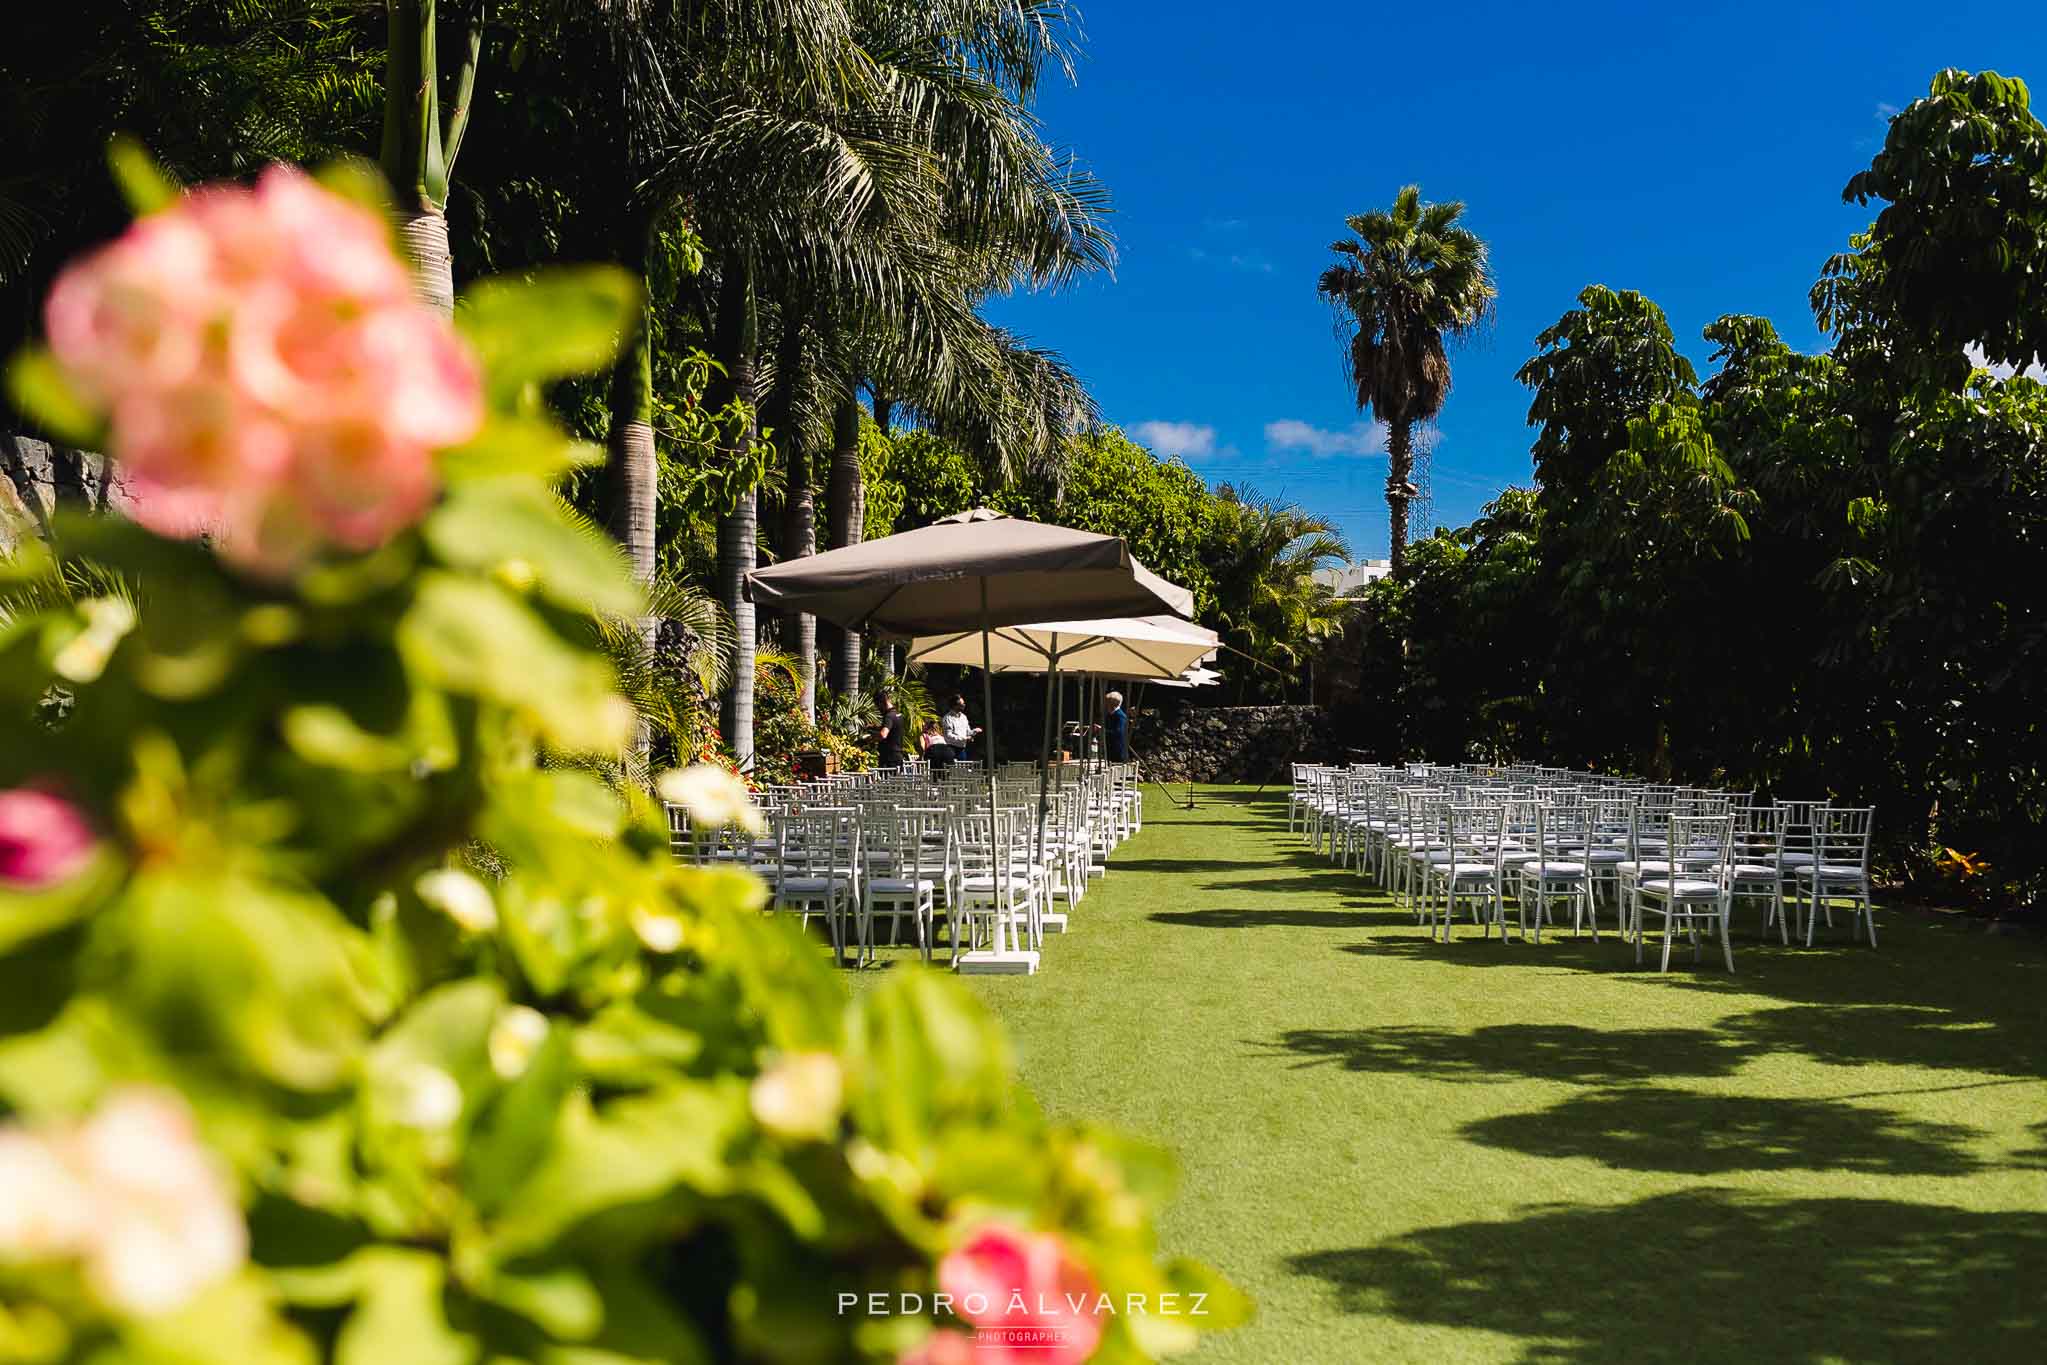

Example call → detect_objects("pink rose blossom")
42 164 481 573
898 1330 979 1365
0 786 97 888
938 1223 1103 1364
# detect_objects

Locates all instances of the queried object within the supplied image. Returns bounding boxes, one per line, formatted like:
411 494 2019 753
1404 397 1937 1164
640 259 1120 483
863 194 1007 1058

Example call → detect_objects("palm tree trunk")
602 221 658 764
379 0 478 320
397 208 456 317
708 256 760 765
868 391 897 678
1386 418 1414 574
766 317 816 724
826 392 865 696
718 491 758 767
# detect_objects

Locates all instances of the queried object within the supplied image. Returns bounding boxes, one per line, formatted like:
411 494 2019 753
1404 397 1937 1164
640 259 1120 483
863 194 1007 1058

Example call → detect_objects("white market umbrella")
903 613 1220 681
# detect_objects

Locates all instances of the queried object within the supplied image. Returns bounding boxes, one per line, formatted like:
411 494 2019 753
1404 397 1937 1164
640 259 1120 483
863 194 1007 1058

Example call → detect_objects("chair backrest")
1448 804 1505 869
1669 813 1733 882
1814 806 1874 871
778 807 858 879
1732 804 1784 870
1774 799 1828 859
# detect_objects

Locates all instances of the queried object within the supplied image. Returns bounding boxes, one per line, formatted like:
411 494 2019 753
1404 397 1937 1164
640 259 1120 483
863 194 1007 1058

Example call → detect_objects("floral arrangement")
0 160 1243 1363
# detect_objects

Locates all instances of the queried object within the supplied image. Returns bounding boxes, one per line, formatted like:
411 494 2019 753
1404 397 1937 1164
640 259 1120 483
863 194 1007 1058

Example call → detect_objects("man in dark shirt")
1104 690 1129 762
876 690 907 768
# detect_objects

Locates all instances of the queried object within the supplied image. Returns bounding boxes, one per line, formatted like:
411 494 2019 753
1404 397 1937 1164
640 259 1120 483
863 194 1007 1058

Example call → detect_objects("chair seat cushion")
1618 860 1673 876
1639 878 1722 898
778 876 850 894
1521 861 1587 877
1445 863 1500 879
868 877 936 896
1794 863 1866 880
961 875 1033 892
1730 863 1783 880
1584 848 1628 864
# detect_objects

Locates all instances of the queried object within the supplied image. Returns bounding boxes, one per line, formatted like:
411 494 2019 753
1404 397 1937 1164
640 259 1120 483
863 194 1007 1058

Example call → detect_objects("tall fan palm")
1317 185 1495 572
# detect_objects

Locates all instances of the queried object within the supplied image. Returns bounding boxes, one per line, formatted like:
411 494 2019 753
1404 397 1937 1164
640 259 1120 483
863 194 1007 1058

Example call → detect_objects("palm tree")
1317 185 1495 572
379 0 485 316
1207 488 1352 699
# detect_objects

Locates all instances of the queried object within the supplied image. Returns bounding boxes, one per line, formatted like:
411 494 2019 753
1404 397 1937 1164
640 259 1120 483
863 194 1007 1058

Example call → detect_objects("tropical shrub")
0 165 1243 1363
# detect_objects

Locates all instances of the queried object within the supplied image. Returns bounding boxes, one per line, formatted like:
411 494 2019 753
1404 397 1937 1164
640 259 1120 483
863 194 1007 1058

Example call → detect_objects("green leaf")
365 979 504 1135
0 848 121 956
334 1250 480 1365
118 872 373 1091
486 1081 749 1260
120 1270 319 1365
397 573 631 753
6 348 103 446
465 1024 573 1213
423 482 641 617
457 267 642 404
439 415 604 484
108 135 180 215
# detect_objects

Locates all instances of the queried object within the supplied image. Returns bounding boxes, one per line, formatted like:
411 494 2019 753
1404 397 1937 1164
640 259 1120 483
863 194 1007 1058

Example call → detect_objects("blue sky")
982 1 2047 562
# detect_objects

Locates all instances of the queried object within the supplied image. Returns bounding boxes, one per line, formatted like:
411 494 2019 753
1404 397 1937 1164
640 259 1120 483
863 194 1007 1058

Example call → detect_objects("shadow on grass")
1197 874 1386 899
1718 1004 2047 1078
1151 906 1404 930
1266 1023 1751 1084
1109 857 1259 874
1290 1189 2047 1363
1462 1087 1987 1176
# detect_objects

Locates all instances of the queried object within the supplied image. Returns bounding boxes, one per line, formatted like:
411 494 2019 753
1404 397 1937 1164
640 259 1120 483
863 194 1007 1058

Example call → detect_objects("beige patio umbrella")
747 509 1195 974
747 508 1194 633
903 614 1219 679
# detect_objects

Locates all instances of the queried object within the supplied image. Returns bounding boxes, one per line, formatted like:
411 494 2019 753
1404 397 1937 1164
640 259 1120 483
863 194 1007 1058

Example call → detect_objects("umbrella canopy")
1151 666 1224 689
745 508 1193 634
904 614 1219 681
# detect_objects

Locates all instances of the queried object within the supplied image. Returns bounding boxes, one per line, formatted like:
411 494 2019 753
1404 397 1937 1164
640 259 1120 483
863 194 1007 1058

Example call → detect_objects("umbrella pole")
979 580 1007 957
1034 645 1060 944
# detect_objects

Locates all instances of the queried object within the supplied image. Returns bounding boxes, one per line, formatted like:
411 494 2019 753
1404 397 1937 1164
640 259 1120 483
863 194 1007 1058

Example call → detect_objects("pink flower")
0 1089 245 1317
899 1331 979 1365
42 165 481 574
0 786 97 888
939 1223 1103 1364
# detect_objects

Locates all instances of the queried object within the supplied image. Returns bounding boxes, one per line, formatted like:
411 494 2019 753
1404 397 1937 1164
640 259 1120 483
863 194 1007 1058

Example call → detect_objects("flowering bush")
0 162 1243 1363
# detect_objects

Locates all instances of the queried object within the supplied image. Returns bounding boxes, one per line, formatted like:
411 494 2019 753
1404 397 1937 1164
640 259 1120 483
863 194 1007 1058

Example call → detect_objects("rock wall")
1135 705 1337 784
3 435 133 553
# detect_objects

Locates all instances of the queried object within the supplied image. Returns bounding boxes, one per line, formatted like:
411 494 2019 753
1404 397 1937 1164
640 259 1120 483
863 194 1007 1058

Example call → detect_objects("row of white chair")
1291 764 1878 971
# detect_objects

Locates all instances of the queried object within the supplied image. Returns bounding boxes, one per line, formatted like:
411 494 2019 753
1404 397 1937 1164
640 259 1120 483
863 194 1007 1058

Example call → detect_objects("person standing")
875 689 907 769
1103 690 1129 762
941 693 981 763
918 717 954 772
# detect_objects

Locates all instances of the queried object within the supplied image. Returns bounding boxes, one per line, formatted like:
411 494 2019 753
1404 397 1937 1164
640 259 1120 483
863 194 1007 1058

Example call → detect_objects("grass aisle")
859 785 2047 1363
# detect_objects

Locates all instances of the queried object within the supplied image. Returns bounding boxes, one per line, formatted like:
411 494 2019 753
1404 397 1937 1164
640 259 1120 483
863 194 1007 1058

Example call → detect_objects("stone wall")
1134 705 1337 784
3 435 133 553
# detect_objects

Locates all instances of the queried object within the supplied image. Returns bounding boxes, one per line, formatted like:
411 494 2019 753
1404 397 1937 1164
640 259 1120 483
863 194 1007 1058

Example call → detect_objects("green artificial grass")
853 786 2047 1363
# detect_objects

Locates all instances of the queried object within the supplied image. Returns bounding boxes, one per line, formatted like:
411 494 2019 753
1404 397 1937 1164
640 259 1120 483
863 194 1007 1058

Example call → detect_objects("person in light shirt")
941 694 981 762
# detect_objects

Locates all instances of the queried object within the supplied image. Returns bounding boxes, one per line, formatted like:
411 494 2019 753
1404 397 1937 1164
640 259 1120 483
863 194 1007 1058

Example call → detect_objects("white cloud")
1131 420 1219 459
1263 418 1388 458
1875 101 1901 121
1965 342 2047 382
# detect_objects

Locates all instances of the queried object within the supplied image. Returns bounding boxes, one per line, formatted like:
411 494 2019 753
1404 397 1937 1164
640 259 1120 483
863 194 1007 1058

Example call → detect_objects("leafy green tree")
1828 68 2047 391
1317 185 1496 571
